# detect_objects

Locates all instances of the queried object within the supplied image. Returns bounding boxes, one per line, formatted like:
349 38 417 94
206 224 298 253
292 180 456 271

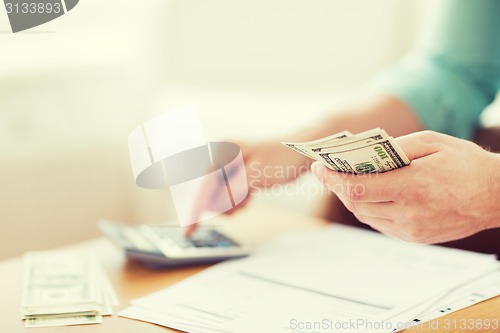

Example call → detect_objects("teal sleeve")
366 0 500 139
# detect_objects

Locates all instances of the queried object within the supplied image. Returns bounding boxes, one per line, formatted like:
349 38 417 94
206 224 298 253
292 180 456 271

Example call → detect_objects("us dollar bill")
21 251 118 328
22 252 98 315
316 137 410 173
25 313 102 328
281 130 353 159
282 128 410 174
309 128 389 153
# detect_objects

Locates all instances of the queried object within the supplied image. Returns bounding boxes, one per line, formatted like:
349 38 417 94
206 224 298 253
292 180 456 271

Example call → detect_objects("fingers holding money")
394 131 444 160
311 161 423 236
311 162 404 202
353 208 425 243
307 129 499 244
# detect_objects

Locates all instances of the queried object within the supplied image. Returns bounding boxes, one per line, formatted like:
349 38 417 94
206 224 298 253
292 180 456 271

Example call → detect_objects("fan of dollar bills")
21 251 118 328
282 128 410 174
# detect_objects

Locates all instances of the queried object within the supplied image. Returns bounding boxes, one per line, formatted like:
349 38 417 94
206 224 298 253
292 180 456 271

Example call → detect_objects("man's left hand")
311 131 500 244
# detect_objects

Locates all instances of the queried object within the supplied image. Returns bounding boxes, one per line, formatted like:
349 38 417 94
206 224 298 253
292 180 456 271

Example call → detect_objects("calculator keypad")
147 226 238 249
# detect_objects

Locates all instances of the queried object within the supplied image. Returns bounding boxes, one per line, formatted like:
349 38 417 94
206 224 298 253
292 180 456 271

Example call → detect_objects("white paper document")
119 225 500 333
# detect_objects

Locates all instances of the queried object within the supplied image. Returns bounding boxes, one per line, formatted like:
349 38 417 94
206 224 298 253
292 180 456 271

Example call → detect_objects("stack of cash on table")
282 128 410 173
21 251 118 328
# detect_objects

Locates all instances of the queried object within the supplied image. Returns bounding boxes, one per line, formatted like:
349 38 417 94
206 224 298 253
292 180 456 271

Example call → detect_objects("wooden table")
1 201 499 333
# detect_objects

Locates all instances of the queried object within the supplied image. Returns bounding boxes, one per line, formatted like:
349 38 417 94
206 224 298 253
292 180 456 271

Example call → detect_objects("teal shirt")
368 0 500 139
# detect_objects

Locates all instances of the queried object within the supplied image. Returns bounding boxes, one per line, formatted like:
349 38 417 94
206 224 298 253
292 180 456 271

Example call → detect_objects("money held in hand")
282 128 410 174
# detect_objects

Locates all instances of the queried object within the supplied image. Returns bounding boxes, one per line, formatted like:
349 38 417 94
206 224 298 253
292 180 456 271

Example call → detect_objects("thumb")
395 131 443 161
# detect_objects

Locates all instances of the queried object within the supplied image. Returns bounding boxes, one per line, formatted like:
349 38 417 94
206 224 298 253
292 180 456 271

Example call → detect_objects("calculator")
98 220 250 268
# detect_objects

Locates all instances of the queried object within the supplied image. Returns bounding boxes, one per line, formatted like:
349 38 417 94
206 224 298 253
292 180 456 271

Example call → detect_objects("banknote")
309 128 389 153
21 251 118 328
282 130 353 159
282 128 410 174
25 313 102 328
317 137 410 173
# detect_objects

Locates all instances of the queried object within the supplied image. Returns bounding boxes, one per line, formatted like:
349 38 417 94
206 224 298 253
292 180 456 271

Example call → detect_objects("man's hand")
311 131 500 244
186 139 308 236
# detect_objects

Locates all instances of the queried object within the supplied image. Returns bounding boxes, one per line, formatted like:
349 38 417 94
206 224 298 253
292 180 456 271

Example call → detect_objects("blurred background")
1 0 498 259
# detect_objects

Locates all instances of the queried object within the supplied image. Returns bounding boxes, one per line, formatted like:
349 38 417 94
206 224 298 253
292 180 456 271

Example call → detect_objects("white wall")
0 0 174 258
161 0 421 89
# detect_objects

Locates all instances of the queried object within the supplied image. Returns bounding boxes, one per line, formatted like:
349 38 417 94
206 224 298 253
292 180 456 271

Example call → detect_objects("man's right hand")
185 138 309 236
241 139 310 189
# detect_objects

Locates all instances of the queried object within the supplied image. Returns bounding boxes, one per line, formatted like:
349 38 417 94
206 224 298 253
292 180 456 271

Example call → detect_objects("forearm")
290 95 424 142
486 152 500 229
